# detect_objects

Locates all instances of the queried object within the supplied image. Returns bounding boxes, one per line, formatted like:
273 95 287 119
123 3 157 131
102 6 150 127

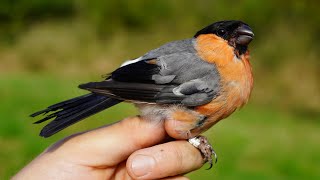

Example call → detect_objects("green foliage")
0 0 73 21
1 1 319 40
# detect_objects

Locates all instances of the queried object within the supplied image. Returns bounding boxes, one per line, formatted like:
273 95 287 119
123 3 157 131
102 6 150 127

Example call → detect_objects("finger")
161 176 190 180
126 140 203 180
47 116 167 167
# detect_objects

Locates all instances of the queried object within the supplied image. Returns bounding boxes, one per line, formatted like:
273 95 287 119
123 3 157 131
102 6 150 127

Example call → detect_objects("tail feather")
30 93 93 117
31 93 122 138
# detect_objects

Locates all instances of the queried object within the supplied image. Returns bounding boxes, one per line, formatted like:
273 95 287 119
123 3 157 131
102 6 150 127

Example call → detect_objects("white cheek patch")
120 57 143 67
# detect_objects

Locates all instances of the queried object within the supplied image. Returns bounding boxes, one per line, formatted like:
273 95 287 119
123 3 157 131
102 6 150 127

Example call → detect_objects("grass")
1 73 319 179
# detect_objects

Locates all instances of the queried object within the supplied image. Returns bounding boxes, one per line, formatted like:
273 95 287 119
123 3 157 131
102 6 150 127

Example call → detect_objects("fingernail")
131 155 155 177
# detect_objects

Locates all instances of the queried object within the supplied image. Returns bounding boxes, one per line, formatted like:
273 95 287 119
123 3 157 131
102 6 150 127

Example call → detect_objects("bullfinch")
31 20 254 167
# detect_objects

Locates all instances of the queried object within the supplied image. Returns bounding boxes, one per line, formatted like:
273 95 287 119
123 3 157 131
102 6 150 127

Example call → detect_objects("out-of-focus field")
0 0 319 179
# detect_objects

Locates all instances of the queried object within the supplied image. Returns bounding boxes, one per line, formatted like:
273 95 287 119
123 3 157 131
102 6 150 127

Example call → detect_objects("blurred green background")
1 0 319 179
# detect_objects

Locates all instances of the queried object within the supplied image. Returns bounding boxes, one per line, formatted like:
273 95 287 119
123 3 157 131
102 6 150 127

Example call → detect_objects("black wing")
80 56 220 106
110 58 160 83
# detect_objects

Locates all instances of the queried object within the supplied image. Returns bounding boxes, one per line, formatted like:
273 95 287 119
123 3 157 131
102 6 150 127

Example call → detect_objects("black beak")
236 25 254 46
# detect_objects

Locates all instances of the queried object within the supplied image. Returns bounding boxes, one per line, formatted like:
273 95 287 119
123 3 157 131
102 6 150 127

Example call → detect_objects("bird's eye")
217 29 226 36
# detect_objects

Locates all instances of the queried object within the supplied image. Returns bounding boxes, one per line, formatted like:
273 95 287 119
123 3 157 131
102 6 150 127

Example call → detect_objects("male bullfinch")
31 20 254 168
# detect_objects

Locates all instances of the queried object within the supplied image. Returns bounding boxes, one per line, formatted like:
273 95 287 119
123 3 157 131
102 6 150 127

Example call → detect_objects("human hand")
13 117 204 180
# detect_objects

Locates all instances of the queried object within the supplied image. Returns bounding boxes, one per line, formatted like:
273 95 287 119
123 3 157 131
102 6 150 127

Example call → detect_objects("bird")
31 20 254 167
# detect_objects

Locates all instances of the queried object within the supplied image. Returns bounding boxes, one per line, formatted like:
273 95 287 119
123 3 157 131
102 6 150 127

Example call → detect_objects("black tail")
31 93 122 138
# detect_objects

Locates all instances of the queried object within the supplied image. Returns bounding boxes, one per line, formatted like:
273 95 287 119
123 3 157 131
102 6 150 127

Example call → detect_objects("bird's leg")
188 135 217 169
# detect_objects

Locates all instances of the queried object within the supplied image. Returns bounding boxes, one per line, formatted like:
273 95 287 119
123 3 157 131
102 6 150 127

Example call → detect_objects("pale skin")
13 117 204 180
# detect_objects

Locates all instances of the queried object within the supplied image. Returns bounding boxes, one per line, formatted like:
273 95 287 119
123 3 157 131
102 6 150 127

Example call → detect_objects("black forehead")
194 20 247 37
